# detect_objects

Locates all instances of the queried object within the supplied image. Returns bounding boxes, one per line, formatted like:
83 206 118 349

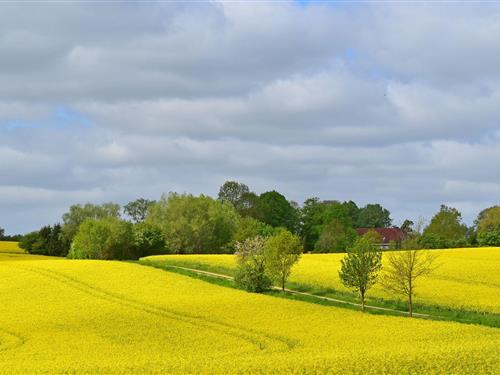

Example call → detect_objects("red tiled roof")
356 228 405 244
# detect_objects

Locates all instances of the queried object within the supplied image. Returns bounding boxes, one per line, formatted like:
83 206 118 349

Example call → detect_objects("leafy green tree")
342 200 360 228
68 217 134 260
314 219 357 253
401 219 415 235
476 206 500 246
400 224 423 250
301 198 355 251
61 202 121 247
0 227 4 239
233 217 275 245
46 224 67 256
18 224 67 257
256 191 299 233
357 204 392 228
339 232 382 311
147 193 239 254
132 222 166 257
264 229 303 292
18 231 39 253
237 191 260 218
234 236 272 292
124 198 155 223
218 181 250 213
300 197 325 251
422 205 468 248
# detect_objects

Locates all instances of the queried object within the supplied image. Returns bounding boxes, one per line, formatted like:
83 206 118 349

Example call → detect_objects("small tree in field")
264 229 302 292
381 250 438 317
339 232 382 311
234 236 272 293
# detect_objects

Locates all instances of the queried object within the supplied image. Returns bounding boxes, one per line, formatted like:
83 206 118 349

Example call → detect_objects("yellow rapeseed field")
0 241 59 262
0 241 23 253
0 256 499 373
147 247 500 313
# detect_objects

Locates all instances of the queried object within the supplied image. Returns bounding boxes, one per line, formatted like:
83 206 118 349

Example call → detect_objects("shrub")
477 231 500 246
234 236 272 293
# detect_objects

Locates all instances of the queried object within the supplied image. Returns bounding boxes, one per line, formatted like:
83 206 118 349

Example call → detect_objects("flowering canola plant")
1 255 498 373
0 241 61 262
0 241 23 253
148 247 500 313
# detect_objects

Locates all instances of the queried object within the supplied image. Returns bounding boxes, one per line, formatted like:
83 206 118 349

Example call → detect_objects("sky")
1 1 500 234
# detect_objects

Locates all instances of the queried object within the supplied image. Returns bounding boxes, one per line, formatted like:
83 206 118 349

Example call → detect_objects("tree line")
0 227 21 241
11 180 500 259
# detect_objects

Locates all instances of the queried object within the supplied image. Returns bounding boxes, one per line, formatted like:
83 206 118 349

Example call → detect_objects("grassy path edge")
138 259 441 319
164 263 435 318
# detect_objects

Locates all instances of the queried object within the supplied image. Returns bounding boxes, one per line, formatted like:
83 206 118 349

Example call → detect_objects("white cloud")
1 2 500 233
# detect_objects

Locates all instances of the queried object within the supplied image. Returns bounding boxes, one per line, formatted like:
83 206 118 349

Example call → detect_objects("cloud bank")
1 2 500 233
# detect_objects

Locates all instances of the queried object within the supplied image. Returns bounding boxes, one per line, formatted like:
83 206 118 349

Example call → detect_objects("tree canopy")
264 229 303 292
476 206 500 246
218 181 250 212
314 219 357 253
68 217 134 260
301 198 358 251
339 231 382 311
61 202 121 245
421 205 468 248
124 198 155 223
255 191 299 232
147 193 239 254
356 204 392 228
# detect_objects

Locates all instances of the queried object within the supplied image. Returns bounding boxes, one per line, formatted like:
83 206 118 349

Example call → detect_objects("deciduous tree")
338 232 382 311
314 219 357 253
147 193 238 254
256 191 299 233
476 206 500 246
381 250 438 317
421 205 468 248
68 217 134 260
357 204 392 228
218 181 250 210
124 198 155 223
61 202 121 246
264 229 302 292
233 217 274 245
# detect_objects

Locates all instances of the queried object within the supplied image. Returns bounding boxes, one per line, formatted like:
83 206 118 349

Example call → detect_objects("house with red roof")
356 227 406 249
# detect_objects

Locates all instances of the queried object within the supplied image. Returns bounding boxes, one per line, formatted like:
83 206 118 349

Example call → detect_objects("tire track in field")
0 328 25 353
13 264 296 353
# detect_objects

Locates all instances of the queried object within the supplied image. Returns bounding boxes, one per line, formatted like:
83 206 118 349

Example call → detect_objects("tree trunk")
361 291 365 312
408 286 413 317
281 274 285 293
